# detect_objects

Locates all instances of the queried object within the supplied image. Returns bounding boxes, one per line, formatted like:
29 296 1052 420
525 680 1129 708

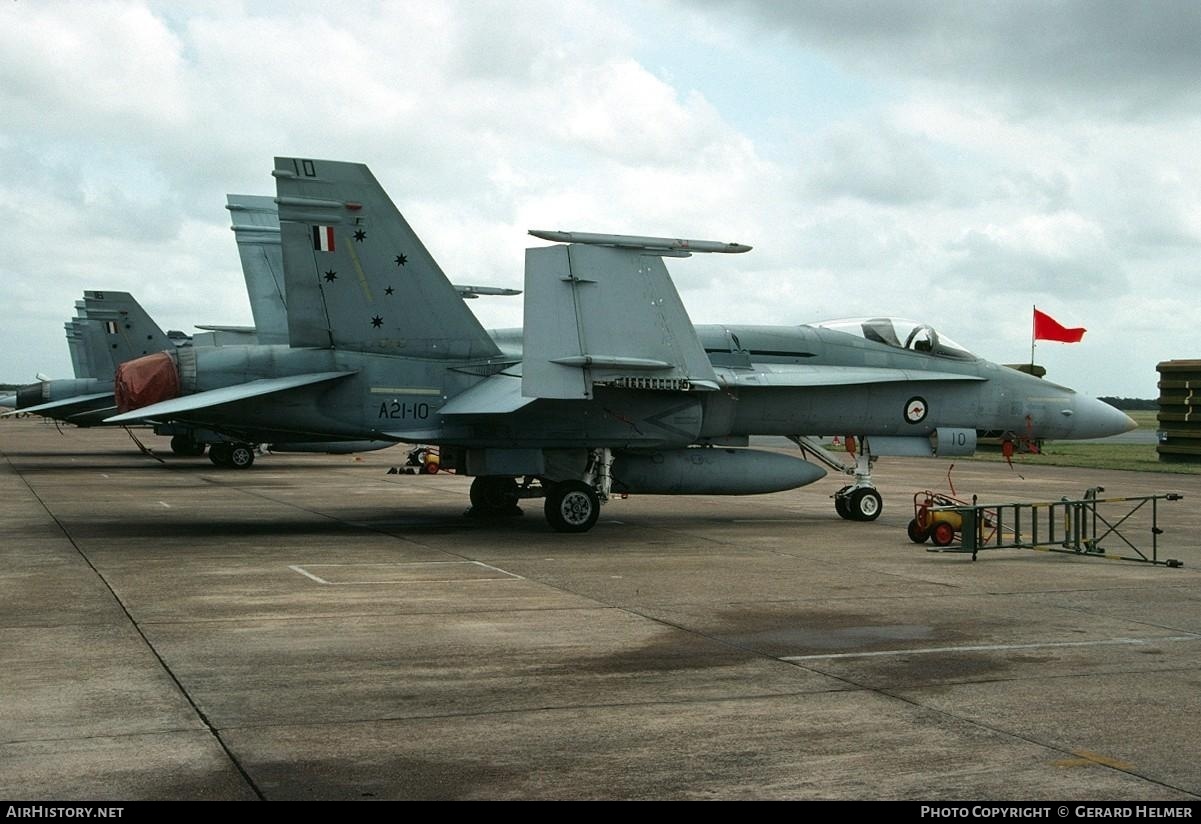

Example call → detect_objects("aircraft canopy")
810 318 976 360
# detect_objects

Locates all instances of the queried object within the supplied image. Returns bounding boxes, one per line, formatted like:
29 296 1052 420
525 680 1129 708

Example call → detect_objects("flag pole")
1030 305 1036 369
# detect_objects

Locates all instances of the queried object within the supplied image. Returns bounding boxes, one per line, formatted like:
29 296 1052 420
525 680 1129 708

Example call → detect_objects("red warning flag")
1033 308 1085 343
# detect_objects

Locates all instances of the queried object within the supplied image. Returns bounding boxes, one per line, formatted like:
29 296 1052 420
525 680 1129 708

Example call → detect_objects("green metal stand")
925 487 1184 567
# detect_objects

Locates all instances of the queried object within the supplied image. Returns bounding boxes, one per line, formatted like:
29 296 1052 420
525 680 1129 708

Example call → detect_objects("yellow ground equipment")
908 490 1000 547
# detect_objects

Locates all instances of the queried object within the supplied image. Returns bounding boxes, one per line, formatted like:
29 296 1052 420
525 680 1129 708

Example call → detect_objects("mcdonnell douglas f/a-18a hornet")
104 157 1133 532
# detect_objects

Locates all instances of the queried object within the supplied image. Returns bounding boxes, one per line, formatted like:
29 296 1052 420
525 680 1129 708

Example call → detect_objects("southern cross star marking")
395 253 408 266
323 270 338 283
371 315 383 328
384 286 394 295
353 229 367 242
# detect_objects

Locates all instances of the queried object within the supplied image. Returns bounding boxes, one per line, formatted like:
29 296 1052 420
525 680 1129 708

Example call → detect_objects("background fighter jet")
105 157 1133 532
5 292 177 425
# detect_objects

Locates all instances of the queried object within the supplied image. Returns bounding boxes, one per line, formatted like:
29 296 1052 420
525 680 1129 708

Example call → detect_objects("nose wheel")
830 436 884 521
834 485 883 521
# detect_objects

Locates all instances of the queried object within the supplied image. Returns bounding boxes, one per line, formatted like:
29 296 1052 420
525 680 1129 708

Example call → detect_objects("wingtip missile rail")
453 285 523 299
528 229 751 255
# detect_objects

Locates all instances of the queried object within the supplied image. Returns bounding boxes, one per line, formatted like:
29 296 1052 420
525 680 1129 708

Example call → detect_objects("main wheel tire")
209 443 232 467
931 521 956 546
907 518 930 543
834 485 854 520
228 443 255 469
849 488 883 521
544 481 600 533
469 476 519 514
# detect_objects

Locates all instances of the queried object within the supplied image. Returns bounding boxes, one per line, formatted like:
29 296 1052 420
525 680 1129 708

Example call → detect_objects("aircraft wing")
104 371 356 423
723 365 988 389
523 241 720 399
1 391 114 417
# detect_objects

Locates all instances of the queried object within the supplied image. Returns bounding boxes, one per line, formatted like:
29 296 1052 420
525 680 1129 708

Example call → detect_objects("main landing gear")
467 449 612 533
544 481 601 533
208 442 257 469
468 476 521 517
169 435 207 456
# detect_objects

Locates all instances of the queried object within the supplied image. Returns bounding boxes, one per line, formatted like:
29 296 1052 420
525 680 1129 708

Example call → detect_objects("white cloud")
802 119 942 205
946 212 1124 295
0 2 188 137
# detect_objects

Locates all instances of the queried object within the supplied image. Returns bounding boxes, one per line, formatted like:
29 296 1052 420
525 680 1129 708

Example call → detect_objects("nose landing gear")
788 435 884 522
835 484 883 521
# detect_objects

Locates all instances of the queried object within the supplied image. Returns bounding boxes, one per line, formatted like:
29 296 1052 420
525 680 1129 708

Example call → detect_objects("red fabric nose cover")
114 352 180 412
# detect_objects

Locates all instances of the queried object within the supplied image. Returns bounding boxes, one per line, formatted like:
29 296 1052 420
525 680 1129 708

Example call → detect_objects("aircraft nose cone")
1069 397 1138 439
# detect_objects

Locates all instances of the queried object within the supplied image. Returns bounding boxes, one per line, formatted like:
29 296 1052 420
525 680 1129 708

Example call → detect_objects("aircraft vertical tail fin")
65 313 111 381
64 318 90 379
80 291 174 369
226 194 290 345
273 157 500 358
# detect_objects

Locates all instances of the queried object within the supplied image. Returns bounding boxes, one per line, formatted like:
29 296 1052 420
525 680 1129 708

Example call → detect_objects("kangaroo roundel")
905 396 928 424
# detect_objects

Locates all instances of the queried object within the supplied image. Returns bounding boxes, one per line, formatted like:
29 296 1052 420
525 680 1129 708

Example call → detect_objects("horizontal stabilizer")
439 371 533 415
523 243 719 399
725 365 987 389
104 371 355 423
1 391 114 417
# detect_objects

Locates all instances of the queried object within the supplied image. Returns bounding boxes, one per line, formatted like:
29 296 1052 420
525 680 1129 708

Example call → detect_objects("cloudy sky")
2 0 1199 397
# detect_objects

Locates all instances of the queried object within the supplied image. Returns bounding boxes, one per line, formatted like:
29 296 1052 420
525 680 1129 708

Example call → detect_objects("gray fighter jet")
104 157 1133 531
5 292 177 425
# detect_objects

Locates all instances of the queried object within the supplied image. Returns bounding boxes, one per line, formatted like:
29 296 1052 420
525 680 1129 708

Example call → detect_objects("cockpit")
809 318 976 360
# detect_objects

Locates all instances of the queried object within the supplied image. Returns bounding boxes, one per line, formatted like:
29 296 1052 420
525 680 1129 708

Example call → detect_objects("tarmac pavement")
3 418 1199 800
